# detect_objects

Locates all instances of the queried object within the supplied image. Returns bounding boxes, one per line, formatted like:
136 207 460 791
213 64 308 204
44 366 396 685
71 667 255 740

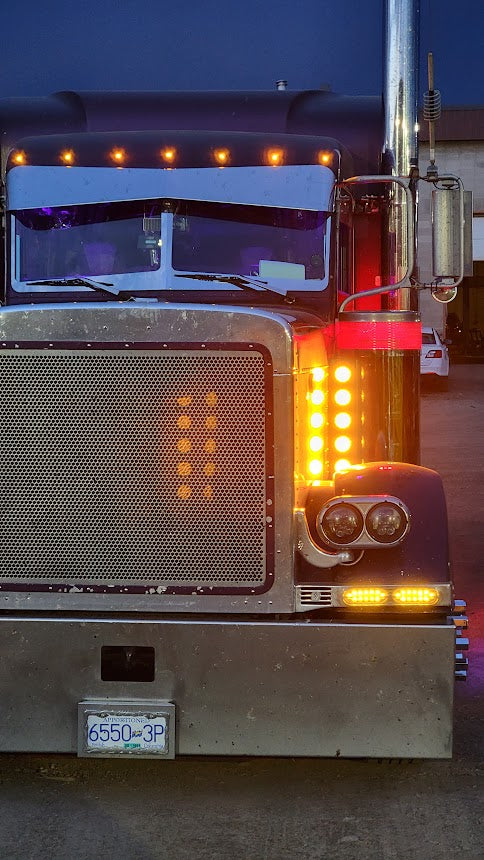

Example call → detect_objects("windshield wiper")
26 277 121 297
174 273 288 298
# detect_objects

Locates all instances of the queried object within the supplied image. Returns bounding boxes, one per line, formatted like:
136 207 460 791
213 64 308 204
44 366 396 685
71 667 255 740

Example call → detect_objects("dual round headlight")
318 499 409 547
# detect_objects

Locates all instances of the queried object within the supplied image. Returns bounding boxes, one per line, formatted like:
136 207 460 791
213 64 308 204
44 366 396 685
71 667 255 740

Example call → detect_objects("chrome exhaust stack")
382 0 419 310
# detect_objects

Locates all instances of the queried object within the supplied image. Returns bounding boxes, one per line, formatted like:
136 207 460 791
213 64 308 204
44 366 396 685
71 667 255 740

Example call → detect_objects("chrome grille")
0 348 271 590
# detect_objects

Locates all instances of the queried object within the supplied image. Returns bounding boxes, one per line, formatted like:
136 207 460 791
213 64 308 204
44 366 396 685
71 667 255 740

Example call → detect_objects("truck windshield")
14 201 161 282
13 198 328 291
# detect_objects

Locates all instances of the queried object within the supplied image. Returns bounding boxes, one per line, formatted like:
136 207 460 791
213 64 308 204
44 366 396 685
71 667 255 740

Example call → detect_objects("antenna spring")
423 89 442 122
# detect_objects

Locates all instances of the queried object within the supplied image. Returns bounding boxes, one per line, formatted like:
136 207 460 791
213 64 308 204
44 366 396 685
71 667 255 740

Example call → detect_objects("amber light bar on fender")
342 585 443 608
295 583 452 611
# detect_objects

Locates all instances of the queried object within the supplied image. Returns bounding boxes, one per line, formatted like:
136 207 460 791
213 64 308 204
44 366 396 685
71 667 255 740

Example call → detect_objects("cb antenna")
423 52 442 179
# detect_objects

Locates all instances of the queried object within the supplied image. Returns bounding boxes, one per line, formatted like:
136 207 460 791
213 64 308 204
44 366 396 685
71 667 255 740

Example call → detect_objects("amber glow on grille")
177 484 191 499
393 588 439 605
343 588 388 605
177 462 192 476
335 389 351 406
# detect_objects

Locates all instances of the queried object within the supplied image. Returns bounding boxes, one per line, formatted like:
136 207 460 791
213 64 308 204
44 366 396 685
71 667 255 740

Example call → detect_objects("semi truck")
0 0 469 758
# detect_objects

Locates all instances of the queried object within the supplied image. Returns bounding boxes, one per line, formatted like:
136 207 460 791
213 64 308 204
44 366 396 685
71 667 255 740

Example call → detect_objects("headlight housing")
316 495 410 548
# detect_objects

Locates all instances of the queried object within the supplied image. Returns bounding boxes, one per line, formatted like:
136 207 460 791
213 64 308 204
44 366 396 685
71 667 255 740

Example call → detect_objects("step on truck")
0 0 470 758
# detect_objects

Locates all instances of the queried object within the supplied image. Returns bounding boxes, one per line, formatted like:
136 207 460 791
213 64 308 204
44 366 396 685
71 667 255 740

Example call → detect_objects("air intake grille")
0 347 272 592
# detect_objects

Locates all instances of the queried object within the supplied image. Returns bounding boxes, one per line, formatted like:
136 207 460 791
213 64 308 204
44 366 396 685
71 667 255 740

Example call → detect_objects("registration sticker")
78 701 175 758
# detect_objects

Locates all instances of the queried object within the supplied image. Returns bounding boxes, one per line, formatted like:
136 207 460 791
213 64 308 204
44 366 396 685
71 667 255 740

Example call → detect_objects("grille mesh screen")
0 349 270 589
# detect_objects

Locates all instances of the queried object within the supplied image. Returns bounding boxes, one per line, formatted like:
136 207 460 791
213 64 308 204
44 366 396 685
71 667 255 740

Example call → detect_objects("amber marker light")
310 390 324 405
266 148 284 166
334 435 351 453
12 150 26 165
334 458 351 472
161 147 176 164
214 148 230 165
343 587 388 606
335 412 351 429
334 389 351 406
393 587 439 605
110 147 126 164
318 151 332 165
310 412 324 429
309 436 323 452
335 365 351 383
312 367 325 383
308 459 323 477
60 149 74 164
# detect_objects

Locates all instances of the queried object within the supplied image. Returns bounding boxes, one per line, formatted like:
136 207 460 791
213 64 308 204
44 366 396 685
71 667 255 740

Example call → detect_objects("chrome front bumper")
0 615 455 758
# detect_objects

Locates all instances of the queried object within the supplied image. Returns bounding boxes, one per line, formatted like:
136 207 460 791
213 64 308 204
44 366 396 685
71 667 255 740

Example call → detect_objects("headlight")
319 503 364 544
365 502 408 543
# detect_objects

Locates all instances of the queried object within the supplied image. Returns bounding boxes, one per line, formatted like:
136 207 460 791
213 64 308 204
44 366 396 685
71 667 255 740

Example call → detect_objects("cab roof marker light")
318 151 332 165
214 148 230 165
110 148 126 164
161 147 176 163
12 150 26 165
60 149 74 164
266 148 284 166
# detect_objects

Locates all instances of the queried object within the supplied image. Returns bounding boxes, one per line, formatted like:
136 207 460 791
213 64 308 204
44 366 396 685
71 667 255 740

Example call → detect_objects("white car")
420 326 450 387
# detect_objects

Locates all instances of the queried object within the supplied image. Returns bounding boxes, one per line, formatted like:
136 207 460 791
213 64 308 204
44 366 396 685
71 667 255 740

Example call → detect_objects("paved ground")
0 364 482 860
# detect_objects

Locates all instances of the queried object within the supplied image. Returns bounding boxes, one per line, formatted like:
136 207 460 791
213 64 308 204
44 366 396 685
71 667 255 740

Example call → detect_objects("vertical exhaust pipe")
383 0 419 178
383 0 419 311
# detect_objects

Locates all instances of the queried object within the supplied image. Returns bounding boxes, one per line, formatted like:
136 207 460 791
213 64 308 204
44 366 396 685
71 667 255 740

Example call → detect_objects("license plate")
78 701 175 758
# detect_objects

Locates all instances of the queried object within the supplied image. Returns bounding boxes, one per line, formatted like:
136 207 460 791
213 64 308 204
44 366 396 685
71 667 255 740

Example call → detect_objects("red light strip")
336 320 422 351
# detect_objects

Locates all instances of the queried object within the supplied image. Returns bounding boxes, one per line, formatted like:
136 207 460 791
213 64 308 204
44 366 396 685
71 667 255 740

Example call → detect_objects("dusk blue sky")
2 0 482 105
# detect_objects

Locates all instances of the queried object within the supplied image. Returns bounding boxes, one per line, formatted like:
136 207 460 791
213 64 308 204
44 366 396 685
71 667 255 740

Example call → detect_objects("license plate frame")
78 700 175 758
